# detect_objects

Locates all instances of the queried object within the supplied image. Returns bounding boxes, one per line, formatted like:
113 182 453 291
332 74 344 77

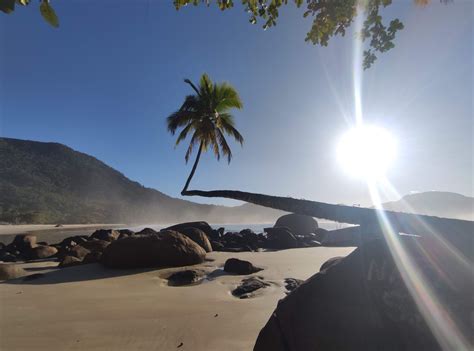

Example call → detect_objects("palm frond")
216 128 232 163
184 78 201 97
166 110 196 135
215 83 243 112
175 122 194 146
219 113 244 145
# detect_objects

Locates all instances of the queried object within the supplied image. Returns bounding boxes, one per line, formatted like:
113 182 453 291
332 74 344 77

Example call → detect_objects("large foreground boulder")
254 237 472 351
173 227 213 252
101 230 206 269
274 214 318 236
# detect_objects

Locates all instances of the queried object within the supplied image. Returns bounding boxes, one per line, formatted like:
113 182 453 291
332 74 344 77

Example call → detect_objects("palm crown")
167 73 244 193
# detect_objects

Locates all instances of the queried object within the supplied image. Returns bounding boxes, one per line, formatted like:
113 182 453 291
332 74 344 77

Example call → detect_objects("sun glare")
337 125 397 179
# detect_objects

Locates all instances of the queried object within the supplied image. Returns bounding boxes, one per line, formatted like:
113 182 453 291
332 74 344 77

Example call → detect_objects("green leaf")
40 1 59 28
0 0 15 14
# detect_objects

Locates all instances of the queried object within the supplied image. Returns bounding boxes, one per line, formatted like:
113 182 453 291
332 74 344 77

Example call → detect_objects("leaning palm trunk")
182 188 473 246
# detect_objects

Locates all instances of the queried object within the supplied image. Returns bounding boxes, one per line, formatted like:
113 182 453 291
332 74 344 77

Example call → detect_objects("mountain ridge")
0 137 285 224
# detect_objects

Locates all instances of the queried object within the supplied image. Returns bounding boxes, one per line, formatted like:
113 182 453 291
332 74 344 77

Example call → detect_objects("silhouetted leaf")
0 0 15 14
40 1 59 28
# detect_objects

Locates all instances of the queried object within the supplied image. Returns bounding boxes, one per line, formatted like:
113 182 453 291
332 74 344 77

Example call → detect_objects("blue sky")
1 1 472 206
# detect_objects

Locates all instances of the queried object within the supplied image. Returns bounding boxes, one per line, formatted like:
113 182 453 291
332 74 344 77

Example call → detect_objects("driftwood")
184 189 473 251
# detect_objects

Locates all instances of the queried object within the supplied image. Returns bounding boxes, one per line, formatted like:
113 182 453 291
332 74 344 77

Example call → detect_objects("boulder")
80 240 110 253
232 277 270 299
135 227 158 236
174 227 212 252
69 245 91 260
60 235 88 248
83 251 102 264
0 263 26 280
167 269 204 286
265 227 298 250
254 238 472 351
165 221 213 238
101 230 206 269
12 234 37 251
29 245 58 259
59 255 83 268
274 214 318 236
210 241 224 251
0 250 17 262
90 229 121 242
320 256 344 272
224 258 263 275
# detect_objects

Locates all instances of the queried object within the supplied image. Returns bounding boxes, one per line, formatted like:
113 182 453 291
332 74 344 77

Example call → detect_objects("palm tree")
167 73 244 195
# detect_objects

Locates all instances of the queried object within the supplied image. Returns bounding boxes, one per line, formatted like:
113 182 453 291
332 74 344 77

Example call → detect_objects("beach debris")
224 258 263 275
167 269 204 286
101 231 206 269
232 276 270 299
177 342 183 348
172 227 212 252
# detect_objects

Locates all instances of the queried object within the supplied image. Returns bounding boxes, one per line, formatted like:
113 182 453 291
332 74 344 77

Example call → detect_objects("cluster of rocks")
0 214 330 273
206 214 328 252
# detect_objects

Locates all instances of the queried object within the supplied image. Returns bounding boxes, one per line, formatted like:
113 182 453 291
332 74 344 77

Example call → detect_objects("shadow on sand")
2 263 158 285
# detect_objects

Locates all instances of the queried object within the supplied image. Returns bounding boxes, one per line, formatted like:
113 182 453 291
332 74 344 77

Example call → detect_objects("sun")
337 124 397 179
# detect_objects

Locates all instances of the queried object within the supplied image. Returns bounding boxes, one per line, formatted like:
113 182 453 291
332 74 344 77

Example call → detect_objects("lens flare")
337 125 397 179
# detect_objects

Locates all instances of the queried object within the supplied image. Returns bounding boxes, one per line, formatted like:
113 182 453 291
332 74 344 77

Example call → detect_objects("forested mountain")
0 138 284 224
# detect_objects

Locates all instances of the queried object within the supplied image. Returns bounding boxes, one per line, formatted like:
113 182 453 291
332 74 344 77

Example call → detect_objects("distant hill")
381 191 473 220
0 137 285 224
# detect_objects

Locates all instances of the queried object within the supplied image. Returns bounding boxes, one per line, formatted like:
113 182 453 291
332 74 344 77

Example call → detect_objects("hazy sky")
1 1 472 206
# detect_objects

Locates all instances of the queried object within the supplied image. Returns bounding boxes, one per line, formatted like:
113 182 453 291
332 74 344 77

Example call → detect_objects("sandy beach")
0 247 354 351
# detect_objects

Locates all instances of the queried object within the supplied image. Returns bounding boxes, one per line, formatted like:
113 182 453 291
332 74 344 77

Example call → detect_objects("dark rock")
320 256 344 272
101 230 206 269
83 251 102 264
29 245 58 259
0 250 17 262
224 258 263 275
135 227 158 236
219 246 253 253
80 240 110 253
254 238 472 351
69 245 91 260
12 234 37 251
0 263 26 280
59 255 83 268
60 235 89 248
55 224 63 227
274 213 318 236
37 241 49 246
265 227 298 250
90 229 120 242
210 241 224 251
119 229 135 236
167 269 204 286
284 278 304 292
173 227 212 252
314 228 329 242
232 277 270 299
165 221 213 238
